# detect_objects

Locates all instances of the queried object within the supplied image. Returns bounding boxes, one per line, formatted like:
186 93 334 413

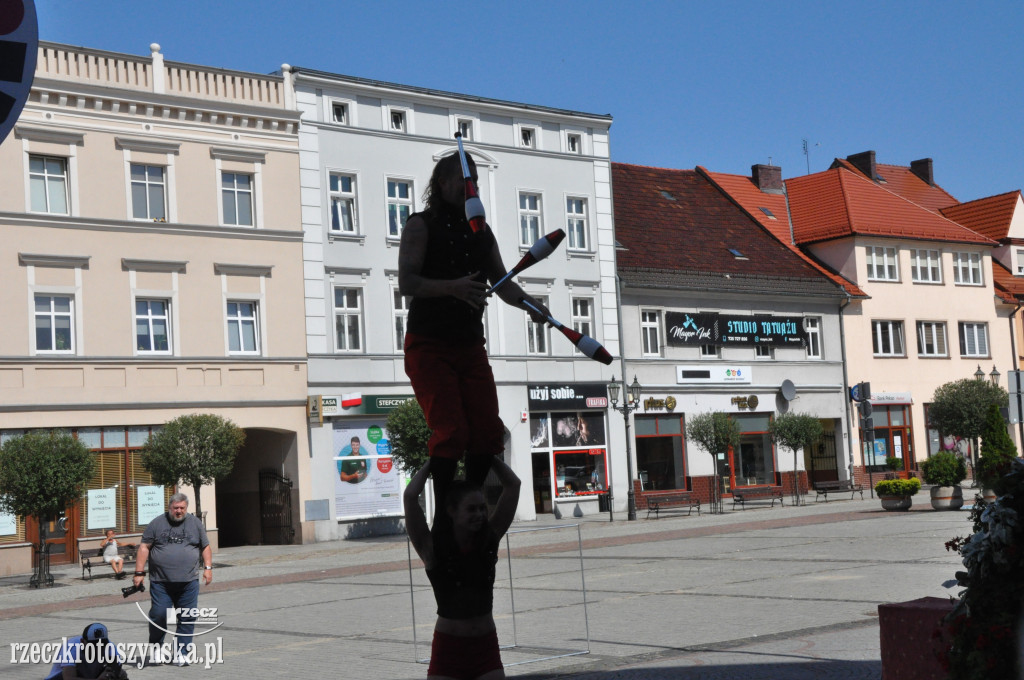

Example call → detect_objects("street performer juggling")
399 146 550 508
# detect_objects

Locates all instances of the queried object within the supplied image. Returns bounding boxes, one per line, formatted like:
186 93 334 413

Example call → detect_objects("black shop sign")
665 312 807 348
528 384 609 410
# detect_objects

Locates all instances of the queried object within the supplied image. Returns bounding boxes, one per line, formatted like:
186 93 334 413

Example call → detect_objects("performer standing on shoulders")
399 151 549 507
404 456 521 680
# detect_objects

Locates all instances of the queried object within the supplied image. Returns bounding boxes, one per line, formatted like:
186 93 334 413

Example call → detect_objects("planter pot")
929 485 964 511
980 488 997 503
880 495 912 511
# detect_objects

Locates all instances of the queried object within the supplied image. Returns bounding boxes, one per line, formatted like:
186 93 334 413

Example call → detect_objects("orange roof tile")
992 259 1024 304
941 191 1022 241
832 158 959 213
699 167 867 298
785 167 996 246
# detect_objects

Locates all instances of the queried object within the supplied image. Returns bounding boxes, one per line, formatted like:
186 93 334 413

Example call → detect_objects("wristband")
204 566 212 570
134 572 145 576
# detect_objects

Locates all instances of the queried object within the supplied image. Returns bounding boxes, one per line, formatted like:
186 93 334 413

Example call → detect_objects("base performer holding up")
399 150 549 505
405 457 521 679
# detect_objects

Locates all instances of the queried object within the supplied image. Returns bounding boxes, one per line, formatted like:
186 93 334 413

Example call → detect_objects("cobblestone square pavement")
0 496 970 679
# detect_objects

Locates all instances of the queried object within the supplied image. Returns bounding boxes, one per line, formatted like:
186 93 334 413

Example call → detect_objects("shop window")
732 414 775 488
530 411 608 502
553 449 607 496
862 404 914 471
635 415 686 491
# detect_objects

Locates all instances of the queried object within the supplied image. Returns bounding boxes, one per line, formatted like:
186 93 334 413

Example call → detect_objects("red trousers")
427 629 502 680
404 334 504 462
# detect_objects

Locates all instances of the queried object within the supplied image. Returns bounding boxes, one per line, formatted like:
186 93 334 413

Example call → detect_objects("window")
571 298 593 355
804 317 822 359
221 172 254 226
755 344 773 359
392 288 409 352
387 179 413 237
910 249 941 283
866 246 899 281
526 295 550 355
226 301 259 354
34 295 74 353
29 155 69 214
566 133 581 154
916 321 947 357
331 102 348 124
518 192 542 246
641 310 661 356
457 118 473 140
329 173 357 233
1016 249 1024 276
389 109 406 132
959 322 989 357
700 344 719 358
635 415 686 491
520 126 536 148
952 252 983 285
872 320 905 357
130 164 166 221
135 299 171 354
334 288 363 352
566 198 588 250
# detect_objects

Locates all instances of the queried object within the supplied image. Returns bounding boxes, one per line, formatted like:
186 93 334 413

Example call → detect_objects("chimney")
846 151 877 180
910 158 934 186
751 164 783 193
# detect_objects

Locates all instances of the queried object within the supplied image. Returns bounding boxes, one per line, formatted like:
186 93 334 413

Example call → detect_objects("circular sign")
665 395 677 411
376 457 393 473
0 0 38 147
747 395 759 410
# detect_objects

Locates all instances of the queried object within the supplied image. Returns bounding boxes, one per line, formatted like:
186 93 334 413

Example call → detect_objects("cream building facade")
0 42 309 575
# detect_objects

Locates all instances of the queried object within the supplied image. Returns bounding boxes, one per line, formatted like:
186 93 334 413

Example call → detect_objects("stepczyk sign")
528 384 608 410
665 312 807 348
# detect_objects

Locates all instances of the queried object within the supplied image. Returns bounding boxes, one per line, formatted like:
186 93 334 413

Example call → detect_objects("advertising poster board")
137 485 165 526
0 511 15 536
87 488 117 530
333 420 402 520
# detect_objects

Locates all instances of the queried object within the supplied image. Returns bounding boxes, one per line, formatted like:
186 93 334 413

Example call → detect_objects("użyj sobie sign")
333 421 402 520
528 384 608 410
665 312 808 348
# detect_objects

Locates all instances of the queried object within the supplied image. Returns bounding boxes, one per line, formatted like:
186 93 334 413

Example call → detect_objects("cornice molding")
213 263 273 277
18 253 90 269
115 136 181 154
210 147 266 163
121 258 188 273
14 125 85 146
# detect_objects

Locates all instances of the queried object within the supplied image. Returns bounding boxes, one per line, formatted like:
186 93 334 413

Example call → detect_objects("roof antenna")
802 139 820 175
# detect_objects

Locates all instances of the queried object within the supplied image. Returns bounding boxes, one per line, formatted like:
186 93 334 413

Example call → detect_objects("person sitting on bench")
99 530 133 580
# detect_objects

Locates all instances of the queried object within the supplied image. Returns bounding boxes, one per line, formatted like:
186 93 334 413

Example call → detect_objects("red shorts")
427 629 502 679
404 334 504 461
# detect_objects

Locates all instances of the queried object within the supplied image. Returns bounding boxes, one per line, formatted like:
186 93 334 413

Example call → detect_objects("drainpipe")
1010 302 1024 448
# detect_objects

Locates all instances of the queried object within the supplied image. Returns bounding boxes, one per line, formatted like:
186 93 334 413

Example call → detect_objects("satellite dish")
0 0 38 146
780 379 797 401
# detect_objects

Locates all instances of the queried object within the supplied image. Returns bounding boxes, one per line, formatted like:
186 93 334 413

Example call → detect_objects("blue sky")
36 0 1024 202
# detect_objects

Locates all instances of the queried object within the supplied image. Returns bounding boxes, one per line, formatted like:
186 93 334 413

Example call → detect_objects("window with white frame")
34 294 74 353
566 197 588 250
952 252 983 285
392 288 409 352
221 172 254 226
387 179 413 237
135 299 171 353
518 192 542 246
872 320 905 357
566 133 582 154
334 288 363 352
916 321 947 357
226 300 260 354
331 102 348 125
389 109 407 133
641 310 661 356
571 297 594 355
959 322 989 357
329 173 357 233
1016 249 1024 276
700 344 720 358
910 249 941 283
520 126 536 149
804 317 822 359
29 155 69 214
130 164 166 221
866 246 899 281
526 295 550 355
457 118 473 140
755 344 773 359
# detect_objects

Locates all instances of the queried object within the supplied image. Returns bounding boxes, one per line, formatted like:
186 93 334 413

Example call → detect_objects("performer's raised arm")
403 460 434 568
488 456 522 538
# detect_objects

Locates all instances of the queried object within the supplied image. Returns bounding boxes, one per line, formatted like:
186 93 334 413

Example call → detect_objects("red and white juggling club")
487 229 566 295
520 298 613 365
455 132 486 233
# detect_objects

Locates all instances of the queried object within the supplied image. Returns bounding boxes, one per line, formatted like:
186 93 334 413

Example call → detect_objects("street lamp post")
990 366 1001 386
609 375 641 521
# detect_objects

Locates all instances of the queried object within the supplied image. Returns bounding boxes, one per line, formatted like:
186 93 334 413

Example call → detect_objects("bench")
731 486 784 510
81 543 137 580
645 491 701 519
812 479 864 502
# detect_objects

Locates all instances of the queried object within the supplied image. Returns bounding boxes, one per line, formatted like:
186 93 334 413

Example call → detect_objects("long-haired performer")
405 456 521 680
399 151 550 507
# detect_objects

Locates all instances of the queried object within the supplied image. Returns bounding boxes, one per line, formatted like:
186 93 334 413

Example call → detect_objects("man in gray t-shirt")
133 493 212 666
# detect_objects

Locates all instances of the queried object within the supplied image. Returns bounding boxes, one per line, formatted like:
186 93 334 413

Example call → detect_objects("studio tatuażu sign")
665 312 808 348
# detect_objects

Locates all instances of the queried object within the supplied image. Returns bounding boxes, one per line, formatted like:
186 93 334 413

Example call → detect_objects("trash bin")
598 492 610 512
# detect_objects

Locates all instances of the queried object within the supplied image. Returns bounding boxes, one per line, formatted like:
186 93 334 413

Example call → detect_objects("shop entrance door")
27 506 77 565
531 452 553 514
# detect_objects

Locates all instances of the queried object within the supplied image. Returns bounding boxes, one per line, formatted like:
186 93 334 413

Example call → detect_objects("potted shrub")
920 451 967 510
874 478 921 511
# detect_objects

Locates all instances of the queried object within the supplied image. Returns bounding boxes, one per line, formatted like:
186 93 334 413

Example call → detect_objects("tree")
769 413 824 505
686 412 740 512
928 379 1007 474
0 430 95 525
140 414 245 519
978 403 1018 494
385 398 432 474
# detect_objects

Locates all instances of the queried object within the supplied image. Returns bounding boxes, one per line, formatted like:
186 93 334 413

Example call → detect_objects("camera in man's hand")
121 582 145 598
